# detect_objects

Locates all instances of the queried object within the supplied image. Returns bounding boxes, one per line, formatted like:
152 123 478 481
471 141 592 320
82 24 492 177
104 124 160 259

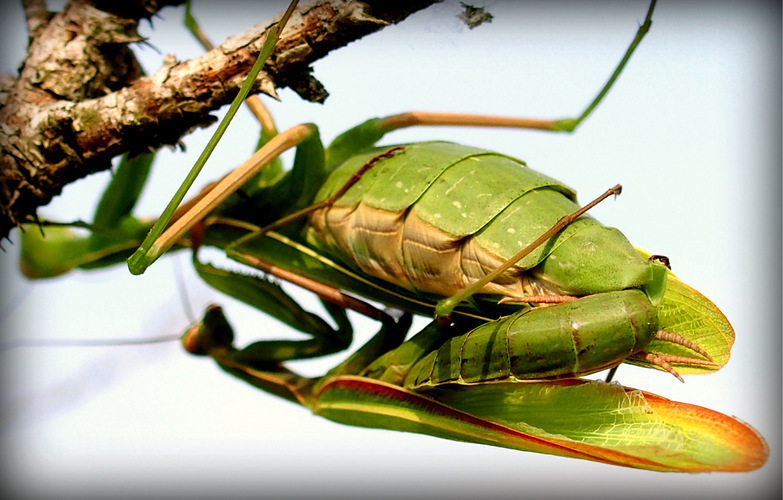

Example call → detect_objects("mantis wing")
312 376 767 473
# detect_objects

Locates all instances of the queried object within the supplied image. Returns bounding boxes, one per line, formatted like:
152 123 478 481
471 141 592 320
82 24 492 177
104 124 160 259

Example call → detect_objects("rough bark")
0 0 436 240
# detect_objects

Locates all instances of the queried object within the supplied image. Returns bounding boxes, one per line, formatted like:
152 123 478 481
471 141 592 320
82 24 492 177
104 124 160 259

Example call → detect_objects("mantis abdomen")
307 141 652 301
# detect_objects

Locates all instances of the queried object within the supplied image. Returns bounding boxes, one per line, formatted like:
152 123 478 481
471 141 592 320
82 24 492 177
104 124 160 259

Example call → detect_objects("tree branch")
0 0 436 240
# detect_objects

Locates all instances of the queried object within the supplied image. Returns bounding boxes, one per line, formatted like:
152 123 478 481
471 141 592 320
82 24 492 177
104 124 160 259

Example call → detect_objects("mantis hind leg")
185 255 414 406
325 1 656 167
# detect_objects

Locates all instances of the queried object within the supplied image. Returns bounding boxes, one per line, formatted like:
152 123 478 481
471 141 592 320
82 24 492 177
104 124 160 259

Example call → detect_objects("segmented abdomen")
403 289 658 388
307 141 650 300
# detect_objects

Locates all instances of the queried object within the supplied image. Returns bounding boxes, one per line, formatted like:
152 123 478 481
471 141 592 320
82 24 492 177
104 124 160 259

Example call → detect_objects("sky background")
1 1 780 499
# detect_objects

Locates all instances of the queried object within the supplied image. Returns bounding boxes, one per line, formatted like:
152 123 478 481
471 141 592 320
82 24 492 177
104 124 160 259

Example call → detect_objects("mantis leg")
128 123 321 274
183 277 413 406
325 1 655 167
183 304 328 406
193 257 353 363
190 214 419 365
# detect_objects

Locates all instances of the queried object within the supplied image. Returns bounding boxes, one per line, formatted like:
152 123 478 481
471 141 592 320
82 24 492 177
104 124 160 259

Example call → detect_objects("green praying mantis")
9 0 771 482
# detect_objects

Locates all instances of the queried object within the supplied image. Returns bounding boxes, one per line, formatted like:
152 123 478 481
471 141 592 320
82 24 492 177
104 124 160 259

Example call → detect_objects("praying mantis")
2 1 777 497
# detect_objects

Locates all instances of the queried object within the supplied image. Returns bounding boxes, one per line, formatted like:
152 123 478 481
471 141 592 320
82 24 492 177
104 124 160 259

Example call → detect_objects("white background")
1 1 780 499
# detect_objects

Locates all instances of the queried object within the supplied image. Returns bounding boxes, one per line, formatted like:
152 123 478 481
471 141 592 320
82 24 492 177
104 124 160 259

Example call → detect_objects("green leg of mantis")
184 255 414 405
